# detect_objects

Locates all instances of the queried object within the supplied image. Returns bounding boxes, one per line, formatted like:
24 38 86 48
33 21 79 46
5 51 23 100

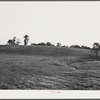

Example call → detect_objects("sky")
0 1 100 47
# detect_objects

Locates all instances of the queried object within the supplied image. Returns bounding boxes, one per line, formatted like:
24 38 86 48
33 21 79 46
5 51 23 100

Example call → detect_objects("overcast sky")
0 1 100 47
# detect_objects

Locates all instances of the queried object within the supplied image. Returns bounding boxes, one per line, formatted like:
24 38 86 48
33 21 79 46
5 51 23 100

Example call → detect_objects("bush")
81 45 91 49
46 42 52 46
70 45 80 48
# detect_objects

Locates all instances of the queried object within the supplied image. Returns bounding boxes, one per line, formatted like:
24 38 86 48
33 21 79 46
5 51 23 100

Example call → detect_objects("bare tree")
16 38 21 45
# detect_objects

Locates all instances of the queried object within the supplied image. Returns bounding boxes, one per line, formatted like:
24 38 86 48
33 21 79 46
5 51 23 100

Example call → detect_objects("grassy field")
0 45 100 90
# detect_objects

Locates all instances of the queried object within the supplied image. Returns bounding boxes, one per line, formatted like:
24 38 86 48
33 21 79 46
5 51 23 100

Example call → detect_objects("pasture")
0 45 100 89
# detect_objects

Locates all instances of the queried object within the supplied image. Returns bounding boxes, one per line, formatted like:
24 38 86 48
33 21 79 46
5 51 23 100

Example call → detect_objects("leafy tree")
7 37 21 45
38 42 46 46
81 45 91 49
92 43 100 58
7 39 12 45
46 42 52 46
12 37 16 45
57 43 61 47
31 42 55 47
70 45 80 48
7 37 16 45
24 35 29 45
31 43 37 45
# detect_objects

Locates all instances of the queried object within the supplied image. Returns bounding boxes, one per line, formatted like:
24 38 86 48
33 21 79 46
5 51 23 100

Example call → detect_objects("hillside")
0 45 92 57
0 45 100 90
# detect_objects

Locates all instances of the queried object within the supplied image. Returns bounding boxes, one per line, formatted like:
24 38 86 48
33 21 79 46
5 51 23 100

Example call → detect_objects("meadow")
0 45 100 90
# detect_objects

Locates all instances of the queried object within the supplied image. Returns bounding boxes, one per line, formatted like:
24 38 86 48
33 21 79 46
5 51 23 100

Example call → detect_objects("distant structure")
24 35 29 45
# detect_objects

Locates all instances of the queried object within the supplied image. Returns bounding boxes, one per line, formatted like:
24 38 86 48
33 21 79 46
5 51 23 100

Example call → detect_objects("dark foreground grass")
0 45 100 89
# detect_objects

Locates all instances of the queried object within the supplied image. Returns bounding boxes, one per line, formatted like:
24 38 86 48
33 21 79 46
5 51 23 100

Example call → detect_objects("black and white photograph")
0 1 100 92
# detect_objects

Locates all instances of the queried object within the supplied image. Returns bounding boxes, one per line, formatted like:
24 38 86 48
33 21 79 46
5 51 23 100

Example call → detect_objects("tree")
16 38 21 45
81 45 91 49
7 37 16 45
46 42 52 46
57 43 61 47
38 42 46 46
7 36 21 45
24 35 29 45
7 39 12 45
12 37 16 45
70 45 80 48
92 43 100 58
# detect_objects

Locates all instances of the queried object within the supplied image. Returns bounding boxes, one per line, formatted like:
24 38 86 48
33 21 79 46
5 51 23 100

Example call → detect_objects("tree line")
31 42 61 47
7 35 62 47
6 34 92 49
7 35 100 58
